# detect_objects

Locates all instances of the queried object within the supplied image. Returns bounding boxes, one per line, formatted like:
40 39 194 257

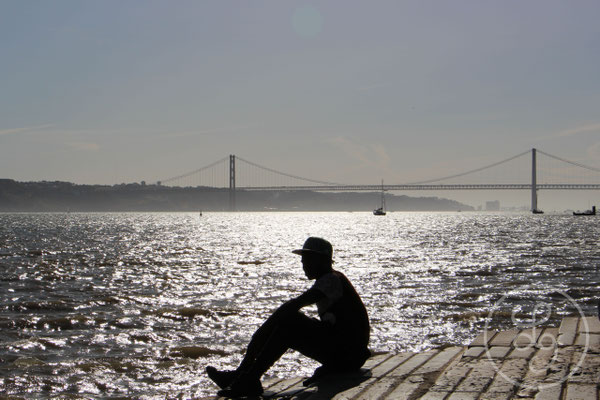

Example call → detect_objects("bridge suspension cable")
157 156 229 185
406 150 531 185
235 156 345 186
537 149 600 173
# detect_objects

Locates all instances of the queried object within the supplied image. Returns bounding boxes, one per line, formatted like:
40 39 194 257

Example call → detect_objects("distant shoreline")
0 179 474 212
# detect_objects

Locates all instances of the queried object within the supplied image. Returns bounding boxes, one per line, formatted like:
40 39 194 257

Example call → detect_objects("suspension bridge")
155 149 600 211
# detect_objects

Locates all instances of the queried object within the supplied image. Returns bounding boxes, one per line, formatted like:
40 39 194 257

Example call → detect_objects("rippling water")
1 212 599 398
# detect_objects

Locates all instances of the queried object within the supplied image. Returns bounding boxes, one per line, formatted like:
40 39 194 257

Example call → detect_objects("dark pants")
238 310 367 379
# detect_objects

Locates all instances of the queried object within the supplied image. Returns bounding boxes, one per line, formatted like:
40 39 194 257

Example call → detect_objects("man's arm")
274 287 325 317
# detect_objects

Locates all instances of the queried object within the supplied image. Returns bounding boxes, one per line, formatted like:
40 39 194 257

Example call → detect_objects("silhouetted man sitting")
206 237 371 398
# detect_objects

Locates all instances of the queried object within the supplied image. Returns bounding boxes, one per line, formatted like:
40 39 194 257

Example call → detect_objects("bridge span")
239 183 600 192
157 149 600 212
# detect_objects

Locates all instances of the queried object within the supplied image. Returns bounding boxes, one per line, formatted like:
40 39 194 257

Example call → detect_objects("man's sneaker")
206 366 238 389
217 374 263 398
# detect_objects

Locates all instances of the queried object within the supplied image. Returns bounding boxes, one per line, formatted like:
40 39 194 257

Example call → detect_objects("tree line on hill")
0 179 474 212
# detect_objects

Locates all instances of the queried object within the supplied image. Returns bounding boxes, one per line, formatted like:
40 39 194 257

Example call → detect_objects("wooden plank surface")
564 383 597 400
470 330 497 347
463 346 485 358
538 327 559 347
489 329 519 347
383 379 424 400
414 346 464 374
558 317 579 346
388 350 439 377
533 385 562 400
265 377 305 397
514 328 542 347
429 364 471 393
579 316 600 333
206 316 600 400
369 353 415 378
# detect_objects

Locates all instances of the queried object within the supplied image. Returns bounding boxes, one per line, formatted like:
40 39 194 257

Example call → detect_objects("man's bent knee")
254 311 311 340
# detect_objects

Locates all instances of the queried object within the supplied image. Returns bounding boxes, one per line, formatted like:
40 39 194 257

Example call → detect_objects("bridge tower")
531 148 537 212
229 155 236 211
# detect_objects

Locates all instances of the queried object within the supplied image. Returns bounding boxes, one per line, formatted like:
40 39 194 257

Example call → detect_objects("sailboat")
373 180 386 216
573 206 596 216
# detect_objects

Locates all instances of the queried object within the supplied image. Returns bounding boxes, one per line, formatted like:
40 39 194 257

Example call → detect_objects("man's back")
313 270 370 353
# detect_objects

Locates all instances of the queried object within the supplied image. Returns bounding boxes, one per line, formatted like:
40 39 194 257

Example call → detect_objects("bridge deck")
239 184 600 191
204 315 600 399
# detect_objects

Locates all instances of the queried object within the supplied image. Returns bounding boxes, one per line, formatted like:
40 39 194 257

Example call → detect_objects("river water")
1 212 599 399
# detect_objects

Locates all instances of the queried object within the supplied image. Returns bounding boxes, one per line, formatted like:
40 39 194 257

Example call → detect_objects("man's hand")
273 299 301 319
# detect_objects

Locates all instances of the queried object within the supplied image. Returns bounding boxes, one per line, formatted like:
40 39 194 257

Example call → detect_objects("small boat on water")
573 206 596 216
373 180 386 216
373 207 386 216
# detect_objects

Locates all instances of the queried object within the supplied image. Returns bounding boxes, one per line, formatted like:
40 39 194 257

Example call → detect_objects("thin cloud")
160 125 252 138
371 143 391 166
328 136 371 164
327 136 392 174
557 123 600 137
532 122 600 142
0 124 53 136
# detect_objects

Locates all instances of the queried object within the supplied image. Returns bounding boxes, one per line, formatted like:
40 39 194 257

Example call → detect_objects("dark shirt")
311 270 370 353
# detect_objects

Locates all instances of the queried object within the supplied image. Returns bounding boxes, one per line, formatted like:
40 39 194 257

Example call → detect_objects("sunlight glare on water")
0 212 599 398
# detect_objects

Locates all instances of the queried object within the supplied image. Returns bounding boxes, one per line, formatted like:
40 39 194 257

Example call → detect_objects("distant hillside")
0 179 474 212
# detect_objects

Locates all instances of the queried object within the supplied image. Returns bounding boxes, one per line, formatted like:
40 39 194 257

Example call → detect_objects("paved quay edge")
203 315 600 400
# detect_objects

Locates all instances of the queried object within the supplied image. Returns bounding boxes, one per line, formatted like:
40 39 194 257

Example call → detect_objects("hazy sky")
1 1 599 209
